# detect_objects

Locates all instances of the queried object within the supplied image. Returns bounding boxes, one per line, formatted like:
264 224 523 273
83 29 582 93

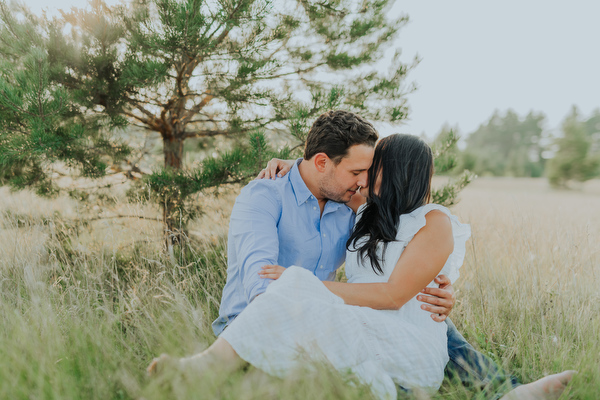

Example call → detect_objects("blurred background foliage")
432 107 600 188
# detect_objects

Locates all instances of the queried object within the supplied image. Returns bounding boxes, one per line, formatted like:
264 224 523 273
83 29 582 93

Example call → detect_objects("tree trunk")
162 136 185 246
163 136 184 170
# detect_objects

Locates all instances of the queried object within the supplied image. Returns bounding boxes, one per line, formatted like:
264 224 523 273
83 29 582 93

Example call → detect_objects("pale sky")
23 0 600 139
390 0 600 138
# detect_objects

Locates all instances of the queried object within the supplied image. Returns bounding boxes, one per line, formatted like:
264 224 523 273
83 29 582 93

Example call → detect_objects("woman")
151 134 468 398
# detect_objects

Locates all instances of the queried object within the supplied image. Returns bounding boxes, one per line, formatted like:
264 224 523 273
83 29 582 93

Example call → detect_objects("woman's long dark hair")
347 134 434 274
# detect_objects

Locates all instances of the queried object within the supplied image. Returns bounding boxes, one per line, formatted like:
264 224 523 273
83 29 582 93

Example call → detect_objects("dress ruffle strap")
397 204 471 284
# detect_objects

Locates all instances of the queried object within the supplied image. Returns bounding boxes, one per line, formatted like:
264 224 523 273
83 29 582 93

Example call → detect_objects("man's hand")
255 158 295 180
258 264 286 280
417 274 455 322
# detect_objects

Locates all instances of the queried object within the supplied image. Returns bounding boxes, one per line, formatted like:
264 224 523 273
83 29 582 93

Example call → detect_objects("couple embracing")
149 111 574 399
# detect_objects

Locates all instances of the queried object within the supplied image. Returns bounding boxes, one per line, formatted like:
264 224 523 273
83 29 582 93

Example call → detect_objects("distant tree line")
435 107 600 187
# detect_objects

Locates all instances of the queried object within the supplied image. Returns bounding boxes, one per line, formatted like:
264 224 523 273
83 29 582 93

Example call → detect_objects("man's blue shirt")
212 160 355 335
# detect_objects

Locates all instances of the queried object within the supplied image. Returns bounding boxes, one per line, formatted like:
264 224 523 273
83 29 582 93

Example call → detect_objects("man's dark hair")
303 110 379 163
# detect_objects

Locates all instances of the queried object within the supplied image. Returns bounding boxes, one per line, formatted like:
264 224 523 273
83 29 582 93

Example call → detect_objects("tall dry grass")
0 178 598 399
448 178 600 398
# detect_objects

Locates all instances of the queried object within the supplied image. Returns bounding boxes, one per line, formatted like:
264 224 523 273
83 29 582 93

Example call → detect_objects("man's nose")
357 172 368 188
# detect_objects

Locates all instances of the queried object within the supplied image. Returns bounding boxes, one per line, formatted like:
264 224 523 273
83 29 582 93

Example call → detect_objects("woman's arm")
323 210 454 310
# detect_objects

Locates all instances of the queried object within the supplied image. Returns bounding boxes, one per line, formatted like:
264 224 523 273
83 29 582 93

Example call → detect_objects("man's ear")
313 153 329 173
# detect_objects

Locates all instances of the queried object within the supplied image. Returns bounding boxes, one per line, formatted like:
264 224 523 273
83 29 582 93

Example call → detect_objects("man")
211 110 574 399
213 110 453 335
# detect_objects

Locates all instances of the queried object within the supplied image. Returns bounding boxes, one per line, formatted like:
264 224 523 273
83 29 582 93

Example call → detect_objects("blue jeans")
444 318 520 399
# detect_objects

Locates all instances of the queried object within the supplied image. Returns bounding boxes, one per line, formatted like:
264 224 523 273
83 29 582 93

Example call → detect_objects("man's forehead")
339 144 374 169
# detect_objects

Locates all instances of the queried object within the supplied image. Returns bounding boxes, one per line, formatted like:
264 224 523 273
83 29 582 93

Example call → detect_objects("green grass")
1 179 599 399
0 208 378 399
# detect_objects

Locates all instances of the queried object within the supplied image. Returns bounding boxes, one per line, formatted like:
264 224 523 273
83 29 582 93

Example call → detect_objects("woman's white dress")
220 204 471 399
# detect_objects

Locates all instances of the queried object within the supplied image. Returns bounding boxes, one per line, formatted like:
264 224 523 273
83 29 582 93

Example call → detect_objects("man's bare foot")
500 370 577 400
147 353 182 377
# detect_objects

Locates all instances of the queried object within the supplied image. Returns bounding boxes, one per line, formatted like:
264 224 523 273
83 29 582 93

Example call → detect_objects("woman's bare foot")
146 352 216 378
500 370 577 400
147 338 246 378
147 353 182 376
179 338 247 374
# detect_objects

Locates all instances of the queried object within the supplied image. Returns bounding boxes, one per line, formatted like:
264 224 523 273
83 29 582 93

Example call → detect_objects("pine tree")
41 0 413 241
0 3 129 196
1 0 470 244
430 128 475 207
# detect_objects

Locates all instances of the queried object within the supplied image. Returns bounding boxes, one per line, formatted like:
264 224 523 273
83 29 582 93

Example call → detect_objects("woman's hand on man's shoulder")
255 158 295 180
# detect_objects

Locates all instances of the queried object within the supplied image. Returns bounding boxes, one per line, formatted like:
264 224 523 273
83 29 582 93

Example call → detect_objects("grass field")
0 177 598 399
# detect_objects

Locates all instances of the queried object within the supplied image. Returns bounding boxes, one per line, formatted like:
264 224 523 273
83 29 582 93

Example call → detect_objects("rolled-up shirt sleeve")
229 183 281 303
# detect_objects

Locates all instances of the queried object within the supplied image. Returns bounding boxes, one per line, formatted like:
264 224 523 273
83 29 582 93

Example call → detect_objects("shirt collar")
289 159 345 212
289 159 314 206
325 201 343 213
